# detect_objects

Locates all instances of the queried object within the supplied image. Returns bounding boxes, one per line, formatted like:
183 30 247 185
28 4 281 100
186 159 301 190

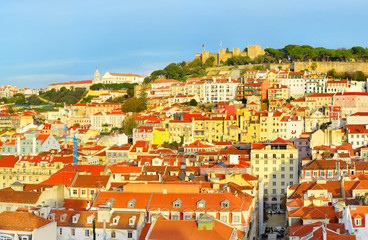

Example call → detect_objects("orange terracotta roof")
0 211 52 231
72 175 110 188
0 190 41 204
147 217 234 240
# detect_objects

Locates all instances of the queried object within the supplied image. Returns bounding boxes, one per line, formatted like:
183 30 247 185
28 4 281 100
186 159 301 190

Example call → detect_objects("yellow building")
168 120 194 144
305 93 334 109
268 84 289 101
266 70 279 86
152 128 170 145
237 108 261 143
0 155 72 189
259 111 284 142
191 115 238 143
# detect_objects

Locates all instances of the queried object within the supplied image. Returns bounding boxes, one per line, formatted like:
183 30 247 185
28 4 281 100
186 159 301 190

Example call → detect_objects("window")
281 189 285 194
290 181 294 186
281 167 285 171
173 199 182 208
221 199 230 208
184 215 192 220
90 190 95 195
272 189 276 194
355 218 362 226
73 190 77 195
306 171 310 177
111 231 116 238
281 182 285 186
272 174 276 179
172 215 179 220
85 230 90 237
264 189 268 194
128 231 133 238
127 199 136 208
59 228 62 235
220 215 228 223
273 182 276 186
281 174 285 178
197 199 206 208
290 174 294 178
290 167 293 171
82 190 86 195
233 215 240 223
71 229 75 236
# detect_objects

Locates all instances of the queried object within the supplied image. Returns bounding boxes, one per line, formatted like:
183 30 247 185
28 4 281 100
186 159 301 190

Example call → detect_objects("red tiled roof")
147 217 234 240
0 211 52 231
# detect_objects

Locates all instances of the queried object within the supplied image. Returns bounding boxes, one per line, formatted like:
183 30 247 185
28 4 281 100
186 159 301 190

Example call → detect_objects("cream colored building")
251 138 299 209
95 69 144 84
170 77 240 103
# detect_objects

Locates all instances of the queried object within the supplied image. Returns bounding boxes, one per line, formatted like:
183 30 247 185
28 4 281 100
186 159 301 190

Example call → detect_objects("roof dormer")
106 198 115 207
72 214 80 224
87 214 95 224
60 213 67 222
127 199 136 208
129 216 136 226
197 199 206 209
112 216 120 225
173 199 182 208
48 213 55 221
221 199 230 208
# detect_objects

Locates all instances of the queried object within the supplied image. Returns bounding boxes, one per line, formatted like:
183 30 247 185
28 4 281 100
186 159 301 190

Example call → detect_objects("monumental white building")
94 69 144 85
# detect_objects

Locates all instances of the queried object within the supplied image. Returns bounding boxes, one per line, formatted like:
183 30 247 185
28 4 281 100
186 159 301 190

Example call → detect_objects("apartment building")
251 138 298 210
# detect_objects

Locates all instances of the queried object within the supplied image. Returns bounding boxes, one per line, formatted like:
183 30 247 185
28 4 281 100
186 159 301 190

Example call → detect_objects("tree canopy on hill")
40 87 87 105
143 57 215 84
224 45 368 66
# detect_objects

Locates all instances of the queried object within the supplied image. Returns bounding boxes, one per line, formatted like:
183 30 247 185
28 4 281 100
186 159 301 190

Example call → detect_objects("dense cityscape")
0 43 367 240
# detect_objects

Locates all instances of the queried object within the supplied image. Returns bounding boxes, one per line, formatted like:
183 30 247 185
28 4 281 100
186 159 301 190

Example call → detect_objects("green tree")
189 99 198 106
351 46 365 56
351 71 366 81
122 116 138 136
138 89 148 110
13 93 25 98
122 97 145 113
327 69 337 78
204 56 215 67
143 76 151 84
27 95 43 105
286 96 295 103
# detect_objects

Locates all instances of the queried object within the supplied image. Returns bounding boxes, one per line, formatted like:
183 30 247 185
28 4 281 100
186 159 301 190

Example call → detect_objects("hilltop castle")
195 45 265 65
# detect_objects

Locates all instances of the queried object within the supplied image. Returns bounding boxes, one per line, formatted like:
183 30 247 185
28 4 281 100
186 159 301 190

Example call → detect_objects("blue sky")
0 0 367 88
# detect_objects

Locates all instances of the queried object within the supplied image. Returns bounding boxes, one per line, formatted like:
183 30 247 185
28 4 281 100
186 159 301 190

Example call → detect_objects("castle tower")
94 69 100 82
